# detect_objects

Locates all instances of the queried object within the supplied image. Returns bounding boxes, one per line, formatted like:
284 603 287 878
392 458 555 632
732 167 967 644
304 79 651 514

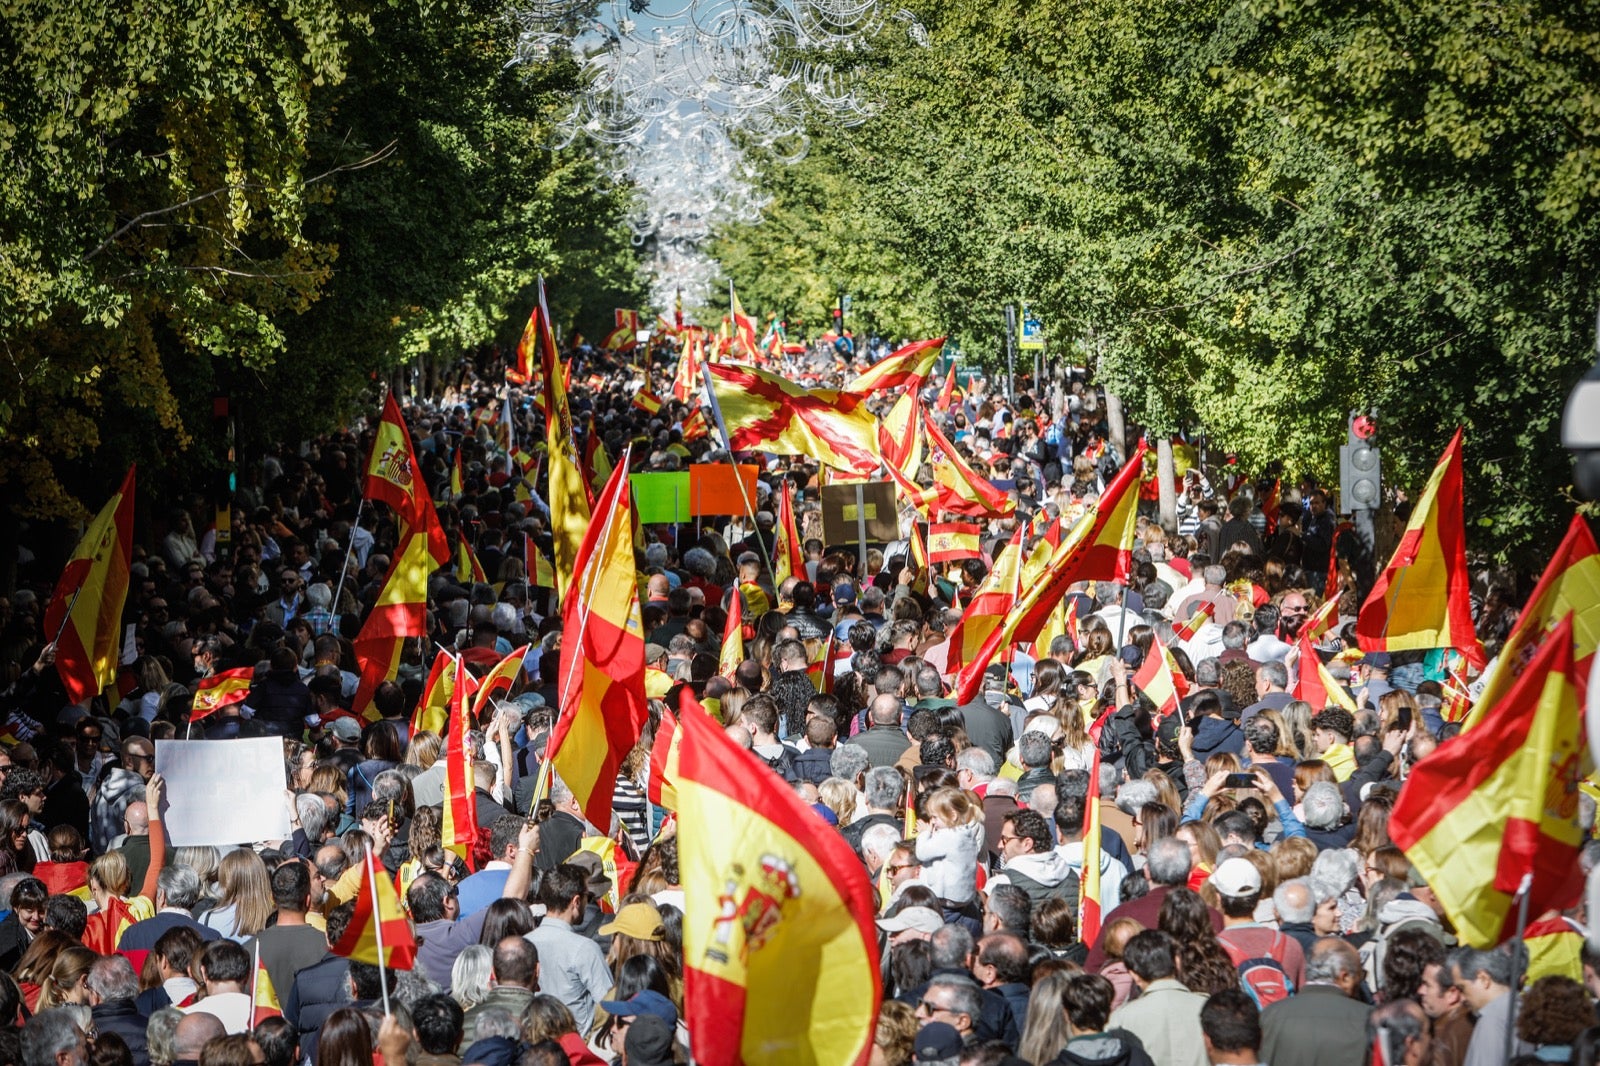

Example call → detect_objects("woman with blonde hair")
201 848 273 941
13 929 72 1011
1256 707 1302 760
84 776 166 950
451 945 493 1011
1017 969 1074 1065
818 778 856 829
35 945 95 1010
403 731 442 770
1278 700 1315 759
871 1000 917 1066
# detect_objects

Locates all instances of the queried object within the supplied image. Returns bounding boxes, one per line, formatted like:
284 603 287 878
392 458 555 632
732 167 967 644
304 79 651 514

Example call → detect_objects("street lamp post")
1562 308 1600 502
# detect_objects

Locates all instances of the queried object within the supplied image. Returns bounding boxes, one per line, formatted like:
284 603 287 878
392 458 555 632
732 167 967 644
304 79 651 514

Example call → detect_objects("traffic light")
1339 410 1381 512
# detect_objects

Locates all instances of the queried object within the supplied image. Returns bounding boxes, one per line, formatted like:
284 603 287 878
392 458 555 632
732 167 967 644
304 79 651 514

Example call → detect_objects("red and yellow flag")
935 362 958 411
191 668 254 723
455 537 487 585
364 395 450 566
440 658 479 869
332 848 418 970
945 528 1023 674
1172 599 1214 643
1133 632 1189 716
412 651 477 738
449 447 465 499
537 278 592 598
682 407 711 443
1390 614 1592 946
546 460 649 832
44 466 136 705
677 699 880 1066
471 645 530 720
1467 515 1600 730
1079 707 1115 944
846 337 944 393
951 441 1147 705
633 391 663 416
251 944 283 1025
1356 429 1486 669
648 705 682 812
928 522 982 565
923 416 1013 518
773 484 806 586
720 588 744 678
729 288 759 359
707 363 881 473
806 633 833 691
908 522 930 595
351 526 439 719
876 389 924 476
1292 595 1357 712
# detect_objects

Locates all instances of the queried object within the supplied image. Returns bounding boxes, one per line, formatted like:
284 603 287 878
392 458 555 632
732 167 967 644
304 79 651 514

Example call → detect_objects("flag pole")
697 356 774 586
367 845 392 1016
539 447 634 806
331 497 366 625
250 940 261 1023
1503 872 1533 1066
48 584 85 648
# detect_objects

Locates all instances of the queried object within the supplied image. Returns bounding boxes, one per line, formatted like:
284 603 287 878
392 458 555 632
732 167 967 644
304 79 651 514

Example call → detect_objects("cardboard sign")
630 472 691 524
688 463 759 516
154 738 291 847
820 482 899 545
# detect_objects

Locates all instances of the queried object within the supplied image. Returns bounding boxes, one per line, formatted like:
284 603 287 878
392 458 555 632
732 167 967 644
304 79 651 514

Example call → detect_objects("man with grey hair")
855 693 911 768
86 955 147 1060
1261 938 1370 1065
859 823 900 882
954 747 995 793
1301 782 1355 849
1086 835 1220 970
1177 564 1236 625
119 864 221 959
1273 878 1319 956
1241 660 1292 723
1108 778 1156 848
1014 731 1055 803
901 930 1012 1044
842 765 903 857
21 1008 89 1066
1449 945 1531 1066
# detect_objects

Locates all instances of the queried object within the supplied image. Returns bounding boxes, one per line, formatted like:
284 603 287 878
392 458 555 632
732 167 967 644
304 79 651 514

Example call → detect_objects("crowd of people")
0 337 1591 1066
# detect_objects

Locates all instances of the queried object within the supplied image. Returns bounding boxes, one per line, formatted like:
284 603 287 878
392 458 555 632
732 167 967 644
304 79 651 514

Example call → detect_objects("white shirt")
182 990 252 1034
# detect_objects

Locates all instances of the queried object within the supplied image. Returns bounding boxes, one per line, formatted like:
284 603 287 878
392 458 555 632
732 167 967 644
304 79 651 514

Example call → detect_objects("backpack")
1233 938 1296 1008
1004 866 1081 917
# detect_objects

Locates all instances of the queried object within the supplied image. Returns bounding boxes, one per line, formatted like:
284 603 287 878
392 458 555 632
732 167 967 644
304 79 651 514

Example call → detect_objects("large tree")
717 0 1600 563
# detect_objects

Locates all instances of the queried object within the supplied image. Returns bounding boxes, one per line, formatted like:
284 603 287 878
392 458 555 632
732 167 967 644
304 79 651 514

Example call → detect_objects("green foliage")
715 0 1600 563
0 0 644 519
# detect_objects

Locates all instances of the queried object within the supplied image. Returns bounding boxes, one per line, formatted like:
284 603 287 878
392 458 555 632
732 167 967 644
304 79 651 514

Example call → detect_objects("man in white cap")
876 906 943 947
1213 856 1305 1004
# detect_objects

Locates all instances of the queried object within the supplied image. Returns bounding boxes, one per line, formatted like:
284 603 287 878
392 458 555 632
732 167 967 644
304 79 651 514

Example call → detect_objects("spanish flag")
412 651 477 738
682 407 710 443
44 466 135 705
951 441 1147 705
582 413 614 498
773 484 806 586
923 417 1014 518
1356 429 1486 669
1467 514 1600 730
648 695 688 812
677 699 880 1066
928 522 982 565
546 459 649 832
707 363 881 474
1079 706 1115 944
537 278 592 599
729 287 759 359
944 528 1023 674
191 668 254 722
846 337 944 393
877 389 924 477
1389 614 1592 947
440 658 479 870
449 447 465 499
351 526 439 719
672 336 701 403
364 395 450 566
936 362 958 411
806 634 833 691
633 391 663 416
471 645 530 719
332 847 417 970
250 943 283 1025
1172 599 1213 642
908 522 930 595
1133 632 1189 716
720 588 744 678
455 537 487 585
1291 595 1356 711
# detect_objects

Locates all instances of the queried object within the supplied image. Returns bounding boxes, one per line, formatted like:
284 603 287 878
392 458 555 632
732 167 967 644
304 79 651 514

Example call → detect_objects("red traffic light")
1352 414 1377 441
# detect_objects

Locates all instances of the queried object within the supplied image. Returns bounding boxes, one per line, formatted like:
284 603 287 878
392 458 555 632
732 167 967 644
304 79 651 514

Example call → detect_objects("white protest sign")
154 738 291 847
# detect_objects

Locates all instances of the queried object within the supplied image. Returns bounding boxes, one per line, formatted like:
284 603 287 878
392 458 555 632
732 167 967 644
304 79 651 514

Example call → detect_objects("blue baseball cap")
600 988 678 1027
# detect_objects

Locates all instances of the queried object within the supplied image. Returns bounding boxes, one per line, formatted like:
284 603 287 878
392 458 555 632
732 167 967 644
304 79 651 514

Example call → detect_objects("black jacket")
792 747 835 786
1050 1031 1156 1066
899 967 1015 1044
248 668 312 731
534 811 585 871
92 999 151 1066
287 954 353 1062
0 913 29 972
